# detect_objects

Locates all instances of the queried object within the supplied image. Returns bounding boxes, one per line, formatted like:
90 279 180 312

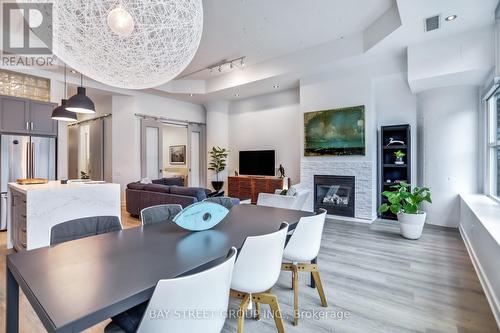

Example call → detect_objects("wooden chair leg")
311 270 328 307
310 258 317 288
255 301 261 321
292 265 299 326
267 294 285 333
237 293 251 333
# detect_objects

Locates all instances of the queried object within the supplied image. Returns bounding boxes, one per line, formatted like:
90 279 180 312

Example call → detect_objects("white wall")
205 101 229 190
408 27 494 93
112 94 205 200
228 89 301 183
300 71 378 217
300 73 377 161
417 85 479 227
374 73 418 186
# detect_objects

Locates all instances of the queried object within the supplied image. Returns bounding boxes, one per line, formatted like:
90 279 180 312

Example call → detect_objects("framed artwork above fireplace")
304 105 365 156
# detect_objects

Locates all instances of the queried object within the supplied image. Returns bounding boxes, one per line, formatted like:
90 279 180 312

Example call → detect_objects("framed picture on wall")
170 145 186 165
304 105 365 156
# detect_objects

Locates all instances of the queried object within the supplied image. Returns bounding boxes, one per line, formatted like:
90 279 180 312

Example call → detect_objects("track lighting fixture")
177 56 247 79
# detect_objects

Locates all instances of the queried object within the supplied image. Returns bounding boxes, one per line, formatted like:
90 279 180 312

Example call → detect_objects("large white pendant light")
48 0 203 89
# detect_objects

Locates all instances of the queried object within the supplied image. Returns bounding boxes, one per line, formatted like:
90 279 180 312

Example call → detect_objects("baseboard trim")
326 214 375 224
459 225 500 328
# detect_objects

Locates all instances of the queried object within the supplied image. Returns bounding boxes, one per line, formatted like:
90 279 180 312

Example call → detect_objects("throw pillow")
207 191 225 198
287 186 297 196
140 177 152 184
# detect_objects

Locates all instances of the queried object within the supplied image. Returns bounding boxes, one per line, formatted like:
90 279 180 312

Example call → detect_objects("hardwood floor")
0 208 498 333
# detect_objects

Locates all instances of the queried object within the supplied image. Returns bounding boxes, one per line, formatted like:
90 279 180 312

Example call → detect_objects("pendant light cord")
64 64 67 98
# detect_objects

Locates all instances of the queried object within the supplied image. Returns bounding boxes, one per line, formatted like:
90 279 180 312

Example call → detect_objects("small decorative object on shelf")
278 164 286 178
208 146 229 192
378 182 432 240
80 171 90 180
379 125 411 220
394 150 405 165
234 170 239 177
386 137 405 147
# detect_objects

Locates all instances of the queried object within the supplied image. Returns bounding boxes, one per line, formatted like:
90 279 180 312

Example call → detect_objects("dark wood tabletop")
6 204 314 333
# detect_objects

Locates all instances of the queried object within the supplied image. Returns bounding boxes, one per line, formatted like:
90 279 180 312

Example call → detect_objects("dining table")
6 204 315 333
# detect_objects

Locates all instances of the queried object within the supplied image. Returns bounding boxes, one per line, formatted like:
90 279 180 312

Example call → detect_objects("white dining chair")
230 222 289 333
203 197 239 209
140 204 182 225
281 208 328 325
126 247 236 333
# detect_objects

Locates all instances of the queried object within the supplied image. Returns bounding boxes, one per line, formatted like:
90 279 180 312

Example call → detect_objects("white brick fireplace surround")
301 160 377 221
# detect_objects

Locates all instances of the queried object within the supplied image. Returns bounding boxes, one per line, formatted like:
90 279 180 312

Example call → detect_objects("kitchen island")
7 181 121 251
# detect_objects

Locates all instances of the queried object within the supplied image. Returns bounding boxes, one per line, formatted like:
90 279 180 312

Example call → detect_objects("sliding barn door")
187 123 206 187
141 119 163 180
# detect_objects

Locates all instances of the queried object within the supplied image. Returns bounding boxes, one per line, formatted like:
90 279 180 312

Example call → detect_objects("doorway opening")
140 117 206 188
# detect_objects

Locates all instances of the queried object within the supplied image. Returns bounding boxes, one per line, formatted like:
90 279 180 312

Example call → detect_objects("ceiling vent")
425 15 440 32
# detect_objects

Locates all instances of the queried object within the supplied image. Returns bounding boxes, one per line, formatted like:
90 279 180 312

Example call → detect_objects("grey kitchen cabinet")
10 188 27 251
0 95 58 136
29 100 58 136
0 96 30 134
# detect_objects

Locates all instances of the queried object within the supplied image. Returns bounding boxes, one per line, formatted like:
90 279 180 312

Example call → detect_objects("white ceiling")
42 0 498 104
180 0 394 79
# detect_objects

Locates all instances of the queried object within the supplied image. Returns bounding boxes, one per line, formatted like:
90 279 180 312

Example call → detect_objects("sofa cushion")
170 186 208 201
143 183 170 194
127 182 145 191
153 177 184 187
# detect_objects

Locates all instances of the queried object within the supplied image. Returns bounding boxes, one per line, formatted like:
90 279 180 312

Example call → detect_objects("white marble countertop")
461 194 500 245
7 180 121 250
8 180 113 193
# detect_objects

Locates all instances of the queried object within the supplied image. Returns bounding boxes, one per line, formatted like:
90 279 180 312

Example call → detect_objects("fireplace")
314 175 355 217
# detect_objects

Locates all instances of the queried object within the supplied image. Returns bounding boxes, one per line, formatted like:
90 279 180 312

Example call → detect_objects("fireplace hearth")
314 175 355 217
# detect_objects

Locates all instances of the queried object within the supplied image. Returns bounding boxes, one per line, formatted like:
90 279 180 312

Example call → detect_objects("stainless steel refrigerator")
0 135 56 230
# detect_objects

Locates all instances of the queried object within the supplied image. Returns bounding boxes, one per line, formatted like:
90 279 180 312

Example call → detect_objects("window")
0 69 50 102
487 93 500 199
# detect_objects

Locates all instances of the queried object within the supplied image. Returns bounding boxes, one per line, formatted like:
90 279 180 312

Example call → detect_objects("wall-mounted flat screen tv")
239 150 275 176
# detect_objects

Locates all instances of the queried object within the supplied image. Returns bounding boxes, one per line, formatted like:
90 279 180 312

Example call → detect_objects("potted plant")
394 150 405 165
378 182 432 240
208 146 229 192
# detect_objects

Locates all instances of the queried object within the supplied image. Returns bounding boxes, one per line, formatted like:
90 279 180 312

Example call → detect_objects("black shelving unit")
378 124 411 220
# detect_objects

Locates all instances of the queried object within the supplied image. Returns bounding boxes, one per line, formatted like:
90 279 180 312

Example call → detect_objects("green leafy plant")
378 182 432 215
394 150 406 159
208 146 229 181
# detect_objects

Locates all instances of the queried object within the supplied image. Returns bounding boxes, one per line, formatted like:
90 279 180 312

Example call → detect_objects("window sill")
460 194 500 246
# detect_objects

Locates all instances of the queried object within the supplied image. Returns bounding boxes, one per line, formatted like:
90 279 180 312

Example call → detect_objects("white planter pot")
397 211 426 240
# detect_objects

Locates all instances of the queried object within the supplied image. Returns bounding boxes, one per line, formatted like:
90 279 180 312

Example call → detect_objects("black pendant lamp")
52 65 77 122
66 74 95 114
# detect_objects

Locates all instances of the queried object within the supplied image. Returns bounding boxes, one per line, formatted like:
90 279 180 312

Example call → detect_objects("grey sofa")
126 180 211 217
